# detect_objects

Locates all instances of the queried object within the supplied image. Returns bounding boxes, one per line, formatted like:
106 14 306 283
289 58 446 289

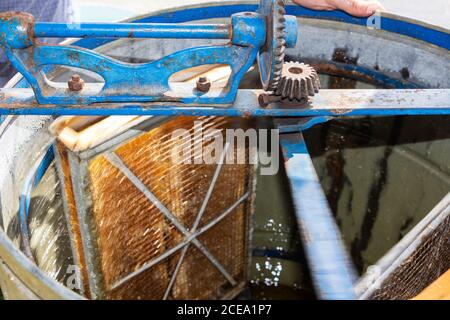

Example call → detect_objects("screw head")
258 93 270 108
196 76 211 93
68 74 84 92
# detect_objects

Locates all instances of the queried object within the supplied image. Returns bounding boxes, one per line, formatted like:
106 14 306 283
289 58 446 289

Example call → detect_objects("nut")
68 74 85 92
258 93 281 108
196 76 211 93
258 93 271 108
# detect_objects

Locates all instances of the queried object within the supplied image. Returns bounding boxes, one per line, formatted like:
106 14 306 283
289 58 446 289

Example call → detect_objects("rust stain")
331 108 353 115
242 111 253 119
332 47 359 65
313 62 375 85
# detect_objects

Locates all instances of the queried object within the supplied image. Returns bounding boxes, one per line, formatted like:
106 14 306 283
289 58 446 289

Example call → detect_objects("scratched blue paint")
279 138 309 158
13 44 258 104
34 22 231 39
280 133 356 300
2 12 266 105
2 104 450 116
0 14 34 49
277 116 334 134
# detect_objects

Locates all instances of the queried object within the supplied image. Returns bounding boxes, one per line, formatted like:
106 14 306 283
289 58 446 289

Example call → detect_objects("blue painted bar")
34 22 231 39
3 106 450 117
279 132 357 300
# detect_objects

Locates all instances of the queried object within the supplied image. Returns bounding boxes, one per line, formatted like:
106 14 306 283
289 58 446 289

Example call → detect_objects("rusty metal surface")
0 88 449 116
274 62 320 102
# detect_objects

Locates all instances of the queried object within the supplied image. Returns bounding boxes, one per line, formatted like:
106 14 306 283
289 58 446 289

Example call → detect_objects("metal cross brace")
103 150 250 296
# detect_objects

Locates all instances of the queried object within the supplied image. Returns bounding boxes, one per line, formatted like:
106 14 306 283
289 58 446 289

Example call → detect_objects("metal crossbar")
1 89 449 117
162 143 230 299
104 151 249 292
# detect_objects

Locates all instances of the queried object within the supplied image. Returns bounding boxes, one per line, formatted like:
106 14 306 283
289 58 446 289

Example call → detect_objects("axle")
34 22 231 39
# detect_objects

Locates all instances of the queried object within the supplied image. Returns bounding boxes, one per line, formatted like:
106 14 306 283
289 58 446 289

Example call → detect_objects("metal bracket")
0 1 298 106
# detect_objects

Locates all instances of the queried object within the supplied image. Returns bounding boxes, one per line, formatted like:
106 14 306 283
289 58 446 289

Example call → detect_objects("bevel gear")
275 61 320 102
257 0 287 91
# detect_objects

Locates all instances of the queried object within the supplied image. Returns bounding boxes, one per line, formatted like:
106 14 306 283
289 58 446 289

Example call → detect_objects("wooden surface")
413 269 450 300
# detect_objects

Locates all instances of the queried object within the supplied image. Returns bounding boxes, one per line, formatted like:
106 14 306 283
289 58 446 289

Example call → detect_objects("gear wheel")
257 0 287 91
275 61 320 101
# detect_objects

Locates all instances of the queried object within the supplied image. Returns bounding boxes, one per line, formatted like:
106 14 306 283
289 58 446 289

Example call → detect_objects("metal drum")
0 1 449 299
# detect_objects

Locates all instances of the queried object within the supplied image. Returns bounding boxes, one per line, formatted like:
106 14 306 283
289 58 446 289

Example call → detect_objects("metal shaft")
34 22 231 39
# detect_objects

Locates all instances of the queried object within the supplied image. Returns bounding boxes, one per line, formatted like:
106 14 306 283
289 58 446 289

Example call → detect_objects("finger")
333 0 385 17
365 2 386 15
293 0 336 11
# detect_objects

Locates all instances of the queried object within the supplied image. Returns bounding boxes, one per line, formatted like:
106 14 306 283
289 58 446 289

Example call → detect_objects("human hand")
293 0 385 17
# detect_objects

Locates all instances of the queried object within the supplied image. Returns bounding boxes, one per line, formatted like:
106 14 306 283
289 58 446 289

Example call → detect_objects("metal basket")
356 193 450 300
51 116 255 300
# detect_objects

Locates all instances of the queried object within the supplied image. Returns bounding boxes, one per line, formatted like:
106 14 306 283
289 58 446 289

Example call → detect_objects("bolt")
258 93 281 108
68 74 85 92
196 76 211 93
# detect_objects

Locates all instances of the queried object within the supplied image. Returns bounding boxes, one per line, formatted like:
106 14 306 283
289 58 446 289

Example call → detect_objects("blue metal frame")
0 12 268 105
34 22 231 39
0 0 300 105
279 132 357 299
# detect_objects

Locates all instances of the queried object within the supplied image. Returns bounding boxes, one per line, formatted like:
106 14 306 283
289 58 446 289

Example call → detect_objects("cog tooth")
276 49 285 57
307 78 315 95
288 79 295 100
274 61 321 102
301 78 308 98
284 78 292 98
293 80 300 100
274 63 283 72
314 78 320 92
260 0 288 90
276 78 285 95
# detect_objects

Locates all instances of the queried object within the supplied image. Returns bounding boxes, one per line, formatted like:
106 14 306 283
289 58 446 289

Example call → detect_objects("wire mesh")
369 215 450 299
56 116 254 300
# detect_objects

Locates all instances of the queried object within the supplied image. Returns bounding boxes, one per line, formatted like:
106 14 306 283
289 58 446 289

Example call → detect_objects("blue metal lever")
34 23 231 39
0 1 298 106
279 132 357 300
